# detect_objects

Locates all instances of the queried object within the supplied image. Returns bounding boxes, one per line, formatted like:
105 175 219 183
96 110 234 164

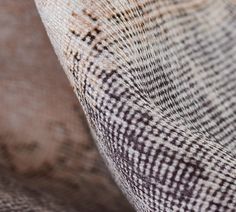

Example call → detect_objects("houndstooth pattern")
35 0 236 211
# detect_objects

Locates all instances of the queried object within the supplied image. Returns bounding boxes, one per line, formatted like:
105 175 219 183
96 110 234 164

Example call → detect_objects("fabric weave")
35 0 236 211
5 0 236 211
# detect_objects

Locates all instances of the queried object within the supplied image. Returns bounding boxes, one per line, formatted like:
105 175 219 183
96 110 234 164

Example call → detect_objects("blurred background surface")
0 1 133 211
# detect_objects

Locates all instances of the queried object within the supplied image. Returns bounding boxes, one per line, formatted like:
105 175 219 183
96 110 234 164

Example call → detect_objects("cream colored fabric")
35 0 236 211
1 0 236 211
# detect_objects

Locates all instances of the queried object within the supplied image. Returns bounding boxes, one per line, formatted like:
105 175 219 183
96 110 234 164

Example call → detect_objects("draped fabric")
1 0 236 211
34 0 236 211
0 1 131 211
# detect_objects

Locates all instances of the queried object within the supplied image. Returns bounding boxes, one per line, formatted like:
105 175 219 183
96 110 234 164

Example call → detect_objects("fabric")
2 0 236 211
34 0 236 211
0 166 77 212
0 1 132 211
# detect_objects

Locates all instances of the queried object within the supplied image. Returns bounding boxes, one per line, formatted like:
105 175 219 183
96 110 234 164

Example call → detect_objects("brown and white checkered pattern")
34 0 236 211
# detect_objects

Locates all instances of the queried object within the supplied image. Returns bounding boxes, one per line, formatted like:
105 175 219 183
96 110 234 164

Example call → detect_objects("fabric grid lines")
33 0 236 211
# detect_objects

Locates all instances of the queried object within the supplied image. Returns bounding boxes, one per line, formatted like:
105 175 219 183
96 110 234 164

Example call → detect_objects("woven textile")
0 1 132 211
0 166 77 212
36 0 236 211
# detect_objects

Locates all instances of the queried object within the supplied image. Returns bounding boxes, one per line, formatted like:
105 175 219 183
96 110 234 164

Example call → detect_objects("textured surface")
0 166 77 212
35 0 236 211
0 1 132 211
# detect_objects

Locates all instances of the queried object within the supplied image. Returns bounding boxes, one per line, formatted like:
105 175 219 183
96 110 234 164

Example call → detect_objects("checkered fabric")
35 0 236 211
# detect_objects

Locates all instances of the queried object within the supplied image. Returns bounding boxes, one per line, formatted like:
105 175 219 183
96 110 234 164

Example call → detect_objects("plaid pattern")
35 0 236 211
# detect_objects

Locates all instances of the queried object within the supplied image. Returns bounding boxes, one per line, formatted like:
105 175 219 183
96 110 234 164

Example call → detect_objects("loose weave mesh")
34 0 236 211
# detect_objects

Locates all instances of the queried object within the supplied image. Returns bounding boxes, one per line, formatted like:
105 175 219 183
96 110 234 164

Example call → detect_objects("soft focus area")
0 1 133 211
